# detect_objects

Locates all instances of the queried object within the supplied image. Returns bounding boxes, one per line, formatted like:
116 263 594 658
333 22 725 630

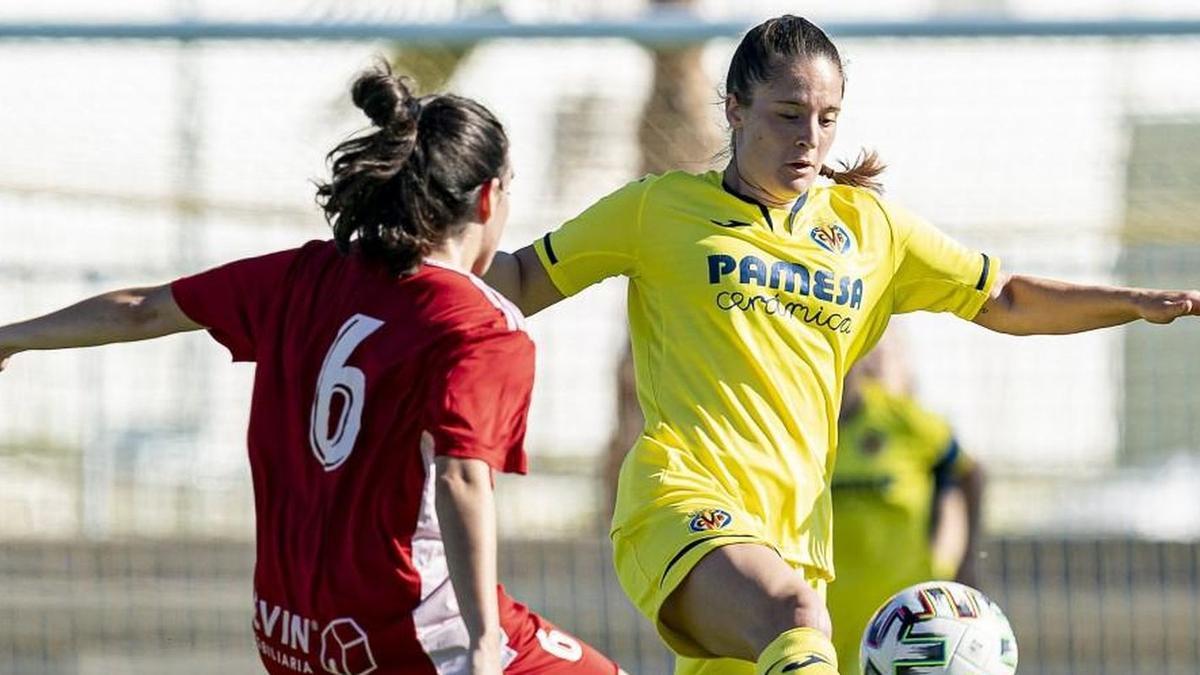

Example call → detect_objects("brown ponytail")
819 149 886 193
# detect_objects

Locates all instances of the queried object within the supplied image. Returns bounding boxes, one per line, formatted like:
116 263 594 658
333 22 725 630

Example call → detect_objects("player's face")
726 56 843 203
472 167 513 276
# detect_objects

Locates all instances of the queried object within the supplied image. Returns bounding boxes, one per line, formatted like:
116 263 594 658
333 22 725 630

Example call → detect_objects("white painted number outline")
536 628 583 662
309 314 385 471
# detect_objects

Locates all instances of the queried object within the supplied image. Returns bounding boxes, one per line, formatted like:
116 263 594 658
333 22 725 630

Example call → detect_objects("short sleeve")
170 247 300 362
532 176 651 297
886 201 1001 319
423 329 535 474
931 437 974 489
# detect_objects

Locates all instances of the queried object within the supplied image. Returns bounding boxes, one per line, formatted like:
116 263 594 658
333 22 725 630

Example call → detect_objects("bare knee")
657 544 832 661
757 580 832 646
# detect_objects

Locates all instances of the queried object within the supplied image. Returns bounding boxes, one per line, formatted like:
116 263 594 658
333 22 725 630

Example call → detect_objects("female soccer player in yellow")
830 339 985 673
485 14 1200 675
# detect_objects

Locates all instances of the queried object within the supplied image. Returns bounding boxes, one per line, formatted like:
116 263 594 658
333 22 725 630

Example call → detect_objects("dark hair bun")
318 60 509 276
351 64 417 133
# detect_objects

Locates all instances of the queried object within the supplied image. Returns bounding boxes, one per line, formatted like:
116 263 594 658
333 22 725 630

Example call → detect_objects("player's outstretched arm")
972 273 1200 335
483 246 565 317
0 284 202 372
434 456 504 675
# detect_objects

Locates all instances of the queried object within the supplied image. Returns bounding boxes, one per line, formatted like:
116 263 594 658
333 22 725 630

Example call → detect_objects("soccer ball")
859 581 1018 675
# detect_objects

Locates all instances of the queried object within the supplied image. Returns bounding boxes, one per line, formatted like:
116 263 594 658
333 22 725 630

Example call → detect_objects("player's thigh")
504 613 621 675
658 543 831 662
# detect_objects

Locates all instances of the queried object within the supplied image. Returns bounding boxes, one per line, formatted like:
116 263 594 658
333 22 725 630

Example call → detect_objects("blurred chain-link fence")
2 3 1200 673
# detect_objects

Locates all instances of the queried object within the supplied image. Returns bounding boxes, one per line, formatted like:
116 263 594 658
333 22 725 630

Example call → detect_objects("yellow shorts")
610 490 827 664
611 436 830 668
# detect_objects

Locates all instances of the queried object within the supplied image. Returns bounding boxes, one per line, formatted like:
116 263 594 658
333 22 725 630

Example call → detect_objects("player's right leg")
609 438 837 674
658 543 836 675
610 492 836 675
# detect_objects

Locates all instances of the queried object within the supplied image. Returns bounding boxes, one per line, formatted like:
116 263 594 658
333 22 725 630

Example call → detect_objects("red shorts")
253 586 619 674
504 603 619 675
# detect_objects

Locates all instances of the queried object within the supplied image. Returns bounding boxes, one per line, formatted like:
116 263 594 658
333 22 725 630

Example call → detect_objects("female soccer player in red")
0 65 622 675
483 15 1200 675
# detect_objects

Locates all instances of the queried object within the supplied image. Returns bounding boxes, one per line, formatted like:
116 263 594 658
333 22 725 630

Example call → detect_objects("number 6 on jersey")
309 314 385 471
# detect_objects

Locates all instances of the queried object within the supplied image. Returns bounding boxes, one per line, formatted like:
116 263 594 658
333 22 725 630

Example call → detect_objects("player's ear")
725 94 746 130
476 177 501 224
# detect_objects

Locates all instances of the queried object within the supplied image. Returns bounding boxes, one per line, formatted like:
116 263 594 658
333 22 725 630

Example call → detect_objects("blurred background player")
829 331 985 673
0 64 622 675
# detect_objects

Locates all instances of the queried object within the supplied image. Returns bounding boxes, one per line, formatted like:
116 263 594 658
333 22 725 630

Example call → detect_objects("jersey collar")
423 258 471 275
719 176 811 234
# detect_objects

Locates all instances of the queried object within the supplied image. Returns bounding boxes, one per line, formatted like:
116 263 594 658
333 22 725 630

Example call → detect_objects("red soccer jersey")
172 241 539 675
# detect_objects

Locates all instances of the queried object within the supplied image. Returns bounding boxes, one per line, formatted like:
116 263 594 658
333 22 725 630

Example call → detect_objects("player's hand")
0 346 17 372
0 325 23 371
1135 289 1200 324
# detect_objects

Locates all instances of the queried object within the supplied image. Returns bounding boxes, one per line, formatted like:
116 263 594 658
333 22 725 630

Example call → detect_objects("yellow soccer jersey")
533 170 998 579
828 381 973 672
